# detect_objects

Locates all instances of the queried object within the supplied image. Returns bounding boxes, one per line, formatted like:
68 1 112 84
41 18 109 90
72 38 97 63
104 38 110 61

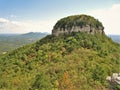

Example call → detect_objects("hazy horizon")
0 32 120 36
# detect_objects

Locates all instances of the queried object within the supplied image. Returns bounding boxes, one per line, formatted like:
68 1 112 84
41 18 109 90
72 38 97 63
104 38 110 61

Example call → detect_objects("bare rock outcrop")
106 73 120 90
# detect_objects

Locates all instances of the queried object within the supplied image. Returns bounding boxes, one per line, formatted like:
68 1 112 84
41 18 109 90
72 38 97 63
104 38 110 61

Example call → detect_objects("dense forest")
0 32 120 90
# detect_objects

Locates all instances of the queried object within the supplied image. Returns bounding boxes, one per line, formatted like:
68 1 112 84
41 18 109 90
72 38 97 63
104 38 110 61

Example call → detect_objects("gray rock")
52 25 104 36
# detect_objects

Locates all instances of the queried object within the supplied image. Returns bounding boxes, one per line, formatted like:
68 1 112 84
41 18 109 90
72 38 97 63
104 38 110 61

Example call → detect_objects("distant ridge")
0 32 48 54
108 35 120 43
22 32 49 35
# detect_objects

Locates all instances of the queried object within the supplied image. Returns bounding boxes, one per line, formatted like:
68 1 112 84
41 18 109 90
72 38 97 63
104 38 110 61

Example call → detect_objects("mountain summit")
52 15 104 36
0 15 120 90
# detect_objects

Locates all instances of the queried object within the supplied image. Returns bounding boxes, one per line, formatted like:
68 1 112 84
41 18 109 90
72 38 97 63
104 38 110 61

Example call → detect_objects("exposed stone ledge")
52 25 104 36
106 73 120 90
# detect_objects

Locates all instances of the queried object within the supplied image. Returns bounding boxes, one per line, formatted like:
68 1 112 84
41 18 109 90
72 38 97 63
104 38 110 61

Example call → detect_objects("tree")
60 71 73 90
31 73 51 90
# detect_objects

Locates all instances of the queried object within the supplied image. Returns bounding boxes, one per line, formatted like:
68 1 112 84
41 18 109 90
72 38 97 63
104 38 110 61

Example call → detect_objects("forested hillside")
0 32 119 90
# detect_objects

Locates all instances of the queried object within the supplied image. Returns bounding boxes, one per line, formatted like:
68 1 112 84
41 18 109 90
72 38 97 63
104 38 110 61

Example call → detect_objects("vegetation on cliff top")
0 32 120 90
54 15 104 29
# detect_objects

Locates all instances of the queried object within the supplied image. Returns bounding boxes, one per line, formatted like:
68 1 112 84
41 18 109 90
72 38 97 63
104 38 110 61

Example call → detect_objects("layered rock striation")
52 15 104 36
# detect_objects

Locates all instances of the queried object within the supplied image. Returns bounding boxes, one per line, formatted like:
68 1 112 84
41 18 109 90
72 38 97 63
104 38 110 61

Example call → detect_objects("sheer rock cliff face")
52 15 104 36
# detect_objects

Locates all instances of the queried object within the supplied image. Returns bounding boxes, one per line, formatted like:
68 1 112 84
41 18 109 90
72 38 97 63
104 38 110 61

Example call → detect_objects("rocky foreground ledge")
106 73 120 90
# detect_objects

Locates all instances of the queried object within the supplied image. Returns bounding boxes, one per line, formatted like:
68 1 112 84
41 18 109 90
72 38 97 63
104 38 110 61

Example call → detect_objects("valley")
0 32 48 54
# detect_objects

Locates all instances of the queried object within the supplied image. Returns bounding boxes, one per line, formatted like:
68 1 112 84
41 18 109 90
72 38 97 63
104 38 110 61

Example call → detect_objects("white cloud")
22 19 57 33
0 18 57 34
0 18 9 23
88 4 120 35
0 18 29 33
1 4 120 35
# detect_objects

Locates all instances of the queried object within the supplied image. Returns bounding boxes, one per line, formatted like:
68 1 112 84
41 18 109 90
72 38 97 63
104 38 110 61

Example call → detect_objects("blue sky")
0 0 120 34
